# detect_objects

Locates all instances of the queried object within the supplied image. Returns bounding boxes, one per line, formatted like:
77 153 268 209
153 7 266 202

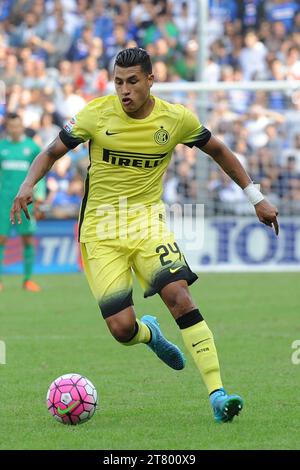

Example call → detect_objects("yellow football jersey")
59 95 211 241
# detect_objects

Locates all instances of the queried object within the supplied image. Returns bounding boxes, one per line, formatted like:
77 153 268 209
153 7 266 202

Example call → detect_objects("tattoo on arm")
46 140 59 158
45 137 66 160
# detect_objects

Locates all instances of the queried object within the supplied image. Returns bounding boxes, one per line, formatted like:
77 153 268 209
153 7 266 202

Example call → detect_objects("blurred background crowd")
1 0 300 217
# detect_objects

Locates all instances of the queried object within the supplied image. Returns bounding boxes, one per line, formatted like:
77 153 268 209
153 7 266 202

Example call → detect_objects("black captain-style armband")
183 127 212 149
59 129 85 150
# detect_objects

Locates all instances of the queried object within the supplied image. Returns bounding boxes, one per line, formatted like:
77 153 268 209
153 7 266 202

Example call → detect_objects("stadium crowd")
1 0 300 216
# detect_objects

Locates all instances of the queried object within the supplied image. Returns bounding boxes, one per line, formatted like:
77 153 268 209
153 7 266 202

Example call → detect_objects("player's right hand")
10 183 33 224
255 199 279 236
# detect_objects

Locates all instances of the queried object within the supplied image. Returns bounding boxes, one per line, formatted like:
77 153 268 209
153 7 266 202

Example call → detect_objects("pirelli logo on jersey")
102 149 168 169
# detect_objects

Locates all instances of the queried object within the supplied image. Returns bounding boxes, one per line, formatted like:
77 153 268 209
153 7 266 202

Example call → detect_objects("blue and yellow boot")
141 315 186 370
210 388 243 422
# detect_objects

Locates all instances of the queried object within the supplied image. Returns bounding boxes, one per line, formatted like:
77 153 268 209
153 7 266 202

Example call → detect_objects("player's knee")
106 316 136 343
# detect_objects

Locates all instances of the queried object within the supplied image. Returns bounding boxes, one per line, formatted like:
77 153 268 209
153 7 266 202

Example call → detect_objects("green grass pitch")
0 272 299 450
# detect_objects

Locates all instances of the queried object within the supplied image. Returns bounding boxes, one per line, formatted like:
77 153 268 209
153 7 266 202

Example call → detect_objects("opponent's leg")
17 204 39 291
0 198 11 291
22 235 40 291
0 236 7 291
161 280 243 422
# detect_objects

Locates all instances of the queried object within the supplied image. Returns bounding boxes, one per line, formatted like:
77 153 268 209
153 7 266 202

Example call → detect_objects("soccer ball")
46 373 98 425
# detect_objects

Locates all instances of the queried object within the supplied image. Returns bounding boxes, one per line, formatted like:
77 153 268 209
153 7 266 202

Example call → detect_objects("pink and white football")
46 373 98 425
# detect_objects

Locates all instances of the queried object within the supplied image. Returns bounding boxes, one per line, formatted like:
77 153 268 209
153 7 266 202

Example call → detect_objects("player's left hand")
255 199 279 235
10 183 33 225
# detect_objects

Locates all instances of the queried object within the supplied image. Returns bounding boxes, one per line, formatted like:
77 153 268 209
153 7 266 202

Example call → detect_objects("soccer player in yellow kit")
11 48 279 422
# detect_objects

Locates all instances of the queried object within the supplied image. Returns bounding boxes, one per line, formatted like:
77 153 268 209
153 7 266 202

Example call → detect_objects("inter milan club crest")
154 127 170 145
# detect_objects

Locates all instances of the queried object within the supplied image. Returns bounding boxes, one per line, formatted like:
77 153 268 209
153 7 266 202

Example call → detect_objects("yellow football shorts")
80 205 198 318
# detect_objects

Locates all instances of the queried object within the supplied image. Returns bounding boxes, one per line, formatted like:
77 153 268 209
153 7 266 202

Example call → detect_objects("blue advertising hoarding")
3 219 80 274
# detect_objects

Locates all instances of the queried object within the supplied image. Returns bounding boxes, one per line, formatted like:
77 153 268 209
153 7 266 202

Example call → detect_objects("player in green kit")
0 113 43 292
11 49 279 422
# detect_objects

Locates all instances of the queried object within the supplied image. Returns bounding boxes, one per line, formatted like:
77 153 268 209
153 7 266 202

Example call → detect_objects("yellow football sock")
181 320 223 394
121 319 151 346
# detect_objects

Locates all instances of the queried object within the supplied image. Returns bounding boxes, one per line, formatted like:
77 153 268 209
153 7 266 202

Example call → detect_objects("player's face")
114 65 154 117
6 118 24 141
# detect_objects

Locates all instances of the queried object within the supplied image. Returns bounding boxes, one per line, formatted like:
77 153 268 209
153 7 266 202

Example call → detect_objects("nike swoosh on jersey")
169 266 182 274
106 130 121 135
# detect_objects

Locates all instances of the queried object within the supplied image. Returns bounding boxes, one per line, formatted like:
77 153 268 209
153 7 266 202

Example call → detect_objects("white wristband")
243 183 264 206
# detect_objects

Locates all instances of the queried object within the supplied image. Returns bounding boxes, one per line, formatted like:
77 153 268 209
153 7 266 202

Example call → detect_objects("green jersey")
0 136 42 200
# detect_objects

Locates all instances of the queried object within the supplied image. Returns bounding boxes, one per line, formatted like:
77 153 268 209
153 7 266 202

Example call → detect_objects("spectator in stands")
57 60 74 87
265 123 285 160
58 83 86 119
0 54 22 92
93 0 114 45
80 55 107 98
264 20 287 53
260 177 280 207
244 105 284 150
268 58 287 110
153 61 169 82
282 133 300 171
286 45 300 80
36 112 61 148
176 160 196 202
68 25 95 62
284 178 300 214
174 39 197 81
239 30 267 80
294 10 300 32
9 11 45 48
105 24 131 68
172 1 197 47
143 11 179 49
203 55 221 83
277 155 300 199
20 88 44 131
228 67 252 114
40 14 72 67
